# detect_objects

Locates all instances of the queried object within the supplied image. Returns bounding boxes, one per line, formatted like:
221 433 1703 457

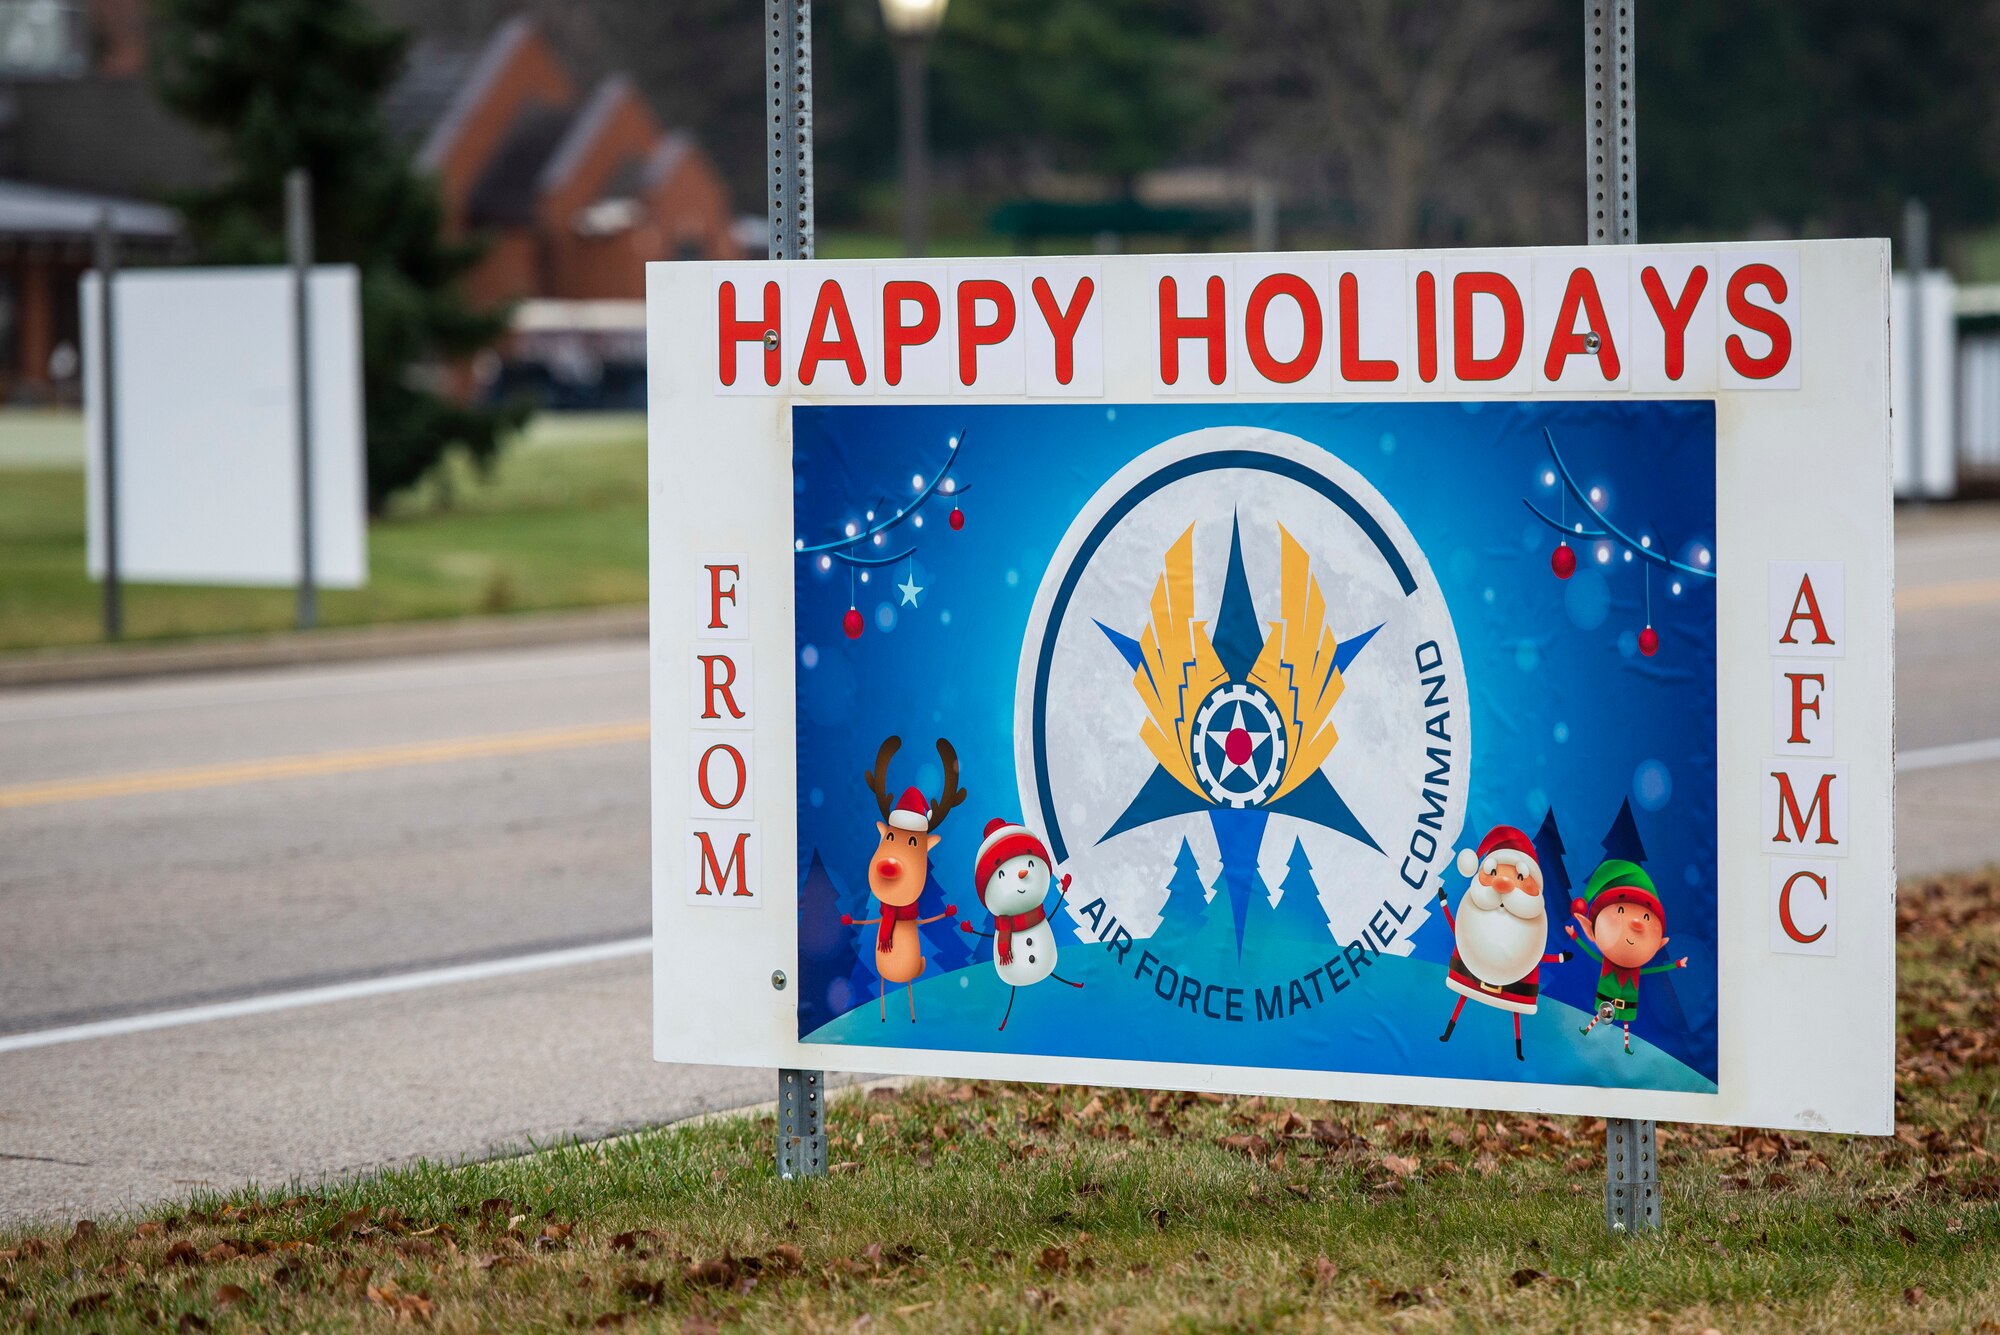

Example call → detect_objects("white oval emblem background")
1015 427 1470 954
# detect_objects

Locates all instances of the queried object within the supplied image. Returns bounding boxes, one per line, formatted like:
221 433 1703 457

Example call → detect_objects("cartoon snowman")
960 818 1084 1030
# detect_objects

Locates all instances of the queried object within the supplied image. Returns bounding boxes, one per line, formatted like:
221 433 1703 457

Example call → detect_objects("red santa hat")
887 785 931 832
974 817 1050 890
1455 824 1540 881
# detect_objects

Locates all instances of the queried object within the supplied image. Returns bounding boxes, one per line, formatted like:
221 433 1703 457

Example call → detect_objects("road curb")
0 605 648 689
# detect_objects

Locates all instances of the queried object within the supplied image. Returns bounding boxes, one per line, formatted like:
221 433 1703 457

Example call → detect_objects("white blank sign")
82 266 367 588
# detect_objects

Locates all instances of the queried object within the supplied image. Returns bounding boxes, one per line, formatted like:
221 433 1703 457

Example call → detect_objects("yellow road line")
0 719 651 811
1899 578 2000 614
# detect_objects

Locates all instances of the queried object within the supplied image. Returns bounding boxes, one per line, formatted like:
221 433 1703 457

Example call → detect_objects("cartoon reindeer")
841 736 966 1022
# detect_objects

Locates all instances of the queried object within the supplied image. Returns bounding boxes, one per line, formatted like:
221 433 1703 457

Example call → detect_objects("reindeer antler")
863 736 901 820
928 738 967 831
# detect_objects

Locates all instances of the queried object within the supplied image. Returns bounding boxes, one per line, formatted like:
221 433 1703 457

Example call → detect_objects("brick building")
383 16 741 309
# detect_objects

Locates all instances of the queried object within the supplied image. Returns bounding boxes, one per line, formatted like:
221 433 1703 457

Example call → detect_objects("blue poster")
791 401 1718 1094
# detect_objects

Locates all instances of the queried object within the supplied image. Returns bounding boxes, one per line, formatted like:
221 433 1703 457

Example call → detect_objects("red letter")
1542 268 1622 381
957 279 1016 386
694 829 753 897
1771 771 1837 846
1778 574 1833 646
1785 672 1825 745
1452 272 1524 381
797 280 866 387
1030 274 1094 385
1244 273 1322 384
698 654 745 721
1158 275 1227 386
1337 272 1397 382
717 279 780 387
1640 264 1708 381
881 280 941 386
696 743 748 811
1724 263 1792 380
1777 869 1828 944
705 563 740 630
1415 271 1439 383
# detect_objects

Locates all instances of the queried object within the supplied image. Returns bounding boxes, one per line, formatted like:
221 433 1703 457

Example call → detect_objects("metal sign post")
1587 0 1659 1235
768 0 827 1182
287 168 318 631
93 209 122 642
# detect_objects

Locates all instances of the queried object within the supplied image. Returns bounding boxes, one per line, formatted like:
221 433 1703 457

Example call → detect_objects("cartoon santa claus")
1435 824 1573 1061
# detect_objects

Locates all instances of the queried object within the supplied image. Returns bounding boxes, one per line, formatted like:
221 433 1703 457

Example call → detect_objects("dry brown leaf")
1382 1154 1421 1177
1036 1244 1070 1274
163 1240 201 1266
201 1242 240 1264
214 1283 251 1307
1314 1256 1338 1287
67 1292 112 1316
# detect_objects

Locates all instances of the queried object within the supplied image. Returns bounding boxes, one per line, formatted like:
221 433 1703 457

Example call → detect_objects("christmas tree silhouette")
1272 837 1334 941
1531 808 1573 900
1601 798 1650 864
917 871 974 972
1156 837 1210 940
796 850 863 1027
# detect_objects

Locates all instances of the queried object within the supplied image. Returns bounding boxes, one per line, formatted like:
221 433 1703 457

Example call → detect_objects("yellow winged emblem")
1129 525 1228 800
1247 524 1344 801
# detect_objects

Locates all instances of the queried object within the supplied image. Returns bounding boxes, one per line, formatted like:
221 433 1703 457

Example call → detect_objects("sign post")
288 168 319 631
1585 0 1657 1233
92 209 122 642
767 0 828 1183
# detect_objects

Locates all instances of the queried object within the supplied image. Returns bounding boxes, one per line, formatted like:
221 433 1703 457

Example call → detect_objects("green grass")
0 413 648 653
5 871 1999 1332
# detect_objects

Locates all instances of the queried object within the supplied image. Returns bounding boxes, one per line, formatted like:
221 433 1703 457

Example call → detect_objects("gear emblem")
1190 683 1288 808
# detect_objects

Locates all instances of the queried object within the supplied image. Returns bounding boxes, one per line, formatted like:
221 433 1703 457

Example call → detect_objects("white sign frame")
649 240 1894 1135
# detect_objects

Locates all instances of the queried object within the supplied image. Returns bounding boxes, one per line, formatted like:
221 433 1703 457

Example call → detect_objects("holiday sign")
650 241 1894 1135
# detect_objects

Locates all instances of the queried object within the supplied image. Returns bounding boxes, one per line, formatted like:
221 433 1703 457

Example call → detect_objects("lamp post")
880 0 948 257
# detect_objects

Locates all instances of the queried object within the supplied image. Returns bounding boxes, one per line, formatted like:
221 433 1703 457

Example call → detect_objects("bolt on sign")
650 242 1893 1135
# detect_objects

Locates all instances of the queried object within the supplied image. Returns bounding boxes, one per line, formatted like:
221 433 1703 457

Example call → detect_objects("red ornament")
1550 541 1576 580
948 506 965 531
1638 624 1660 657
842 607 864 640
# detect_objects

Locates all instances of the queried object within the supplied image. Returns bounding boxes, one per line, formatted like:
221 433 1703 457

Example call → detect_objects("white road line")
0 937 651 1055
1899 737 2000 773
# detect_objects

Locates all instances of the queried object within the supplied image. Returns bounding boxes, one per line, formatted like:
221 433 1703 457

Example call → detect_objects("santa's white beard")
1454 895 1548 986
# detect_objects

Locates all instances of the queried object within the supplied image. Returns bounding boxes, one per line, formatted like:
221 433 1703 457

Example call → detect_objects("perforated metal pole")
1586 0 1635 245
1586 0 1658 1233
768 0 827 1182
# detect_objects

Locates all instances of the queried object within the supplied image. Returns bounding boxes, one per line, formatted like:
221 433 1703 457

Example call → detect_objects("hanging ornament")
843 606 864 640
1638 624 1660 657
948 506 965 531
1550 540 1576 580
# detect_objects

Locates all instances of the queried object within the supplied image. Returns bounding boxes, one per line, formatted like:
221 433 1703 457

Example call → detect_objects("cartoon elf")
1563 859 1688 1054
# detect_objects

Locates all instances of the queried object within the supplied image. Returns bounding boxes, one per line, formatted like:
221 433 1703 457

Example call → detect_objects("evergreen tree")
1156 837 1209 938
796 851 862 1028
1272 837 1333 941
151 0 518 510
1602 798 1650 865
918 872 975 972
1531 808 1572 901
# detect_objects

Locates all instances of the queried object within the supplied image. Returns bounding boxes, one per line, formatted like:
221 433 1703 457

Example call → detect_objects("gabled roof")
382 15 540 172
466 102 575 227
538 76 642 195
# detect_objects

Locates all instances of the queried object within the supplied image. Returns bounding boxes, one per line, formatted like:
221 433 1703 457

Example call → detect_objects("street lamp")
880 0 948 257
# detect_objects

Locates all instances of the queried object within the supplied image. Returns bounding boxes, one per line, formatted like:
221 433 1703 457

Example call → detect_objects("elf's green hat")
1571 858 1664 925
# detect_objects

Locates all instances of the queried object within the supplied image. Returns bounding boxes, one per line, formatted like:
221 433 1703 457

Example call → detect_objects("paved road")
0 509 1996 1224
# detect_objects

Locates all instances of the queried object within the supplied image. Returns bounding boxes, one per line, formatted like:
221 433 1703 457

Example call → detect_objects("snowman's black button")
1028 955 1037 963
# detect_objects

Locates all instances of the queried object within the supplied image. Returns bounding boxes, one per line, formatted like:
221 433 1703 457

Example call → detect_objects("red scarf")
994 905 1046 965
876 901 920 951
